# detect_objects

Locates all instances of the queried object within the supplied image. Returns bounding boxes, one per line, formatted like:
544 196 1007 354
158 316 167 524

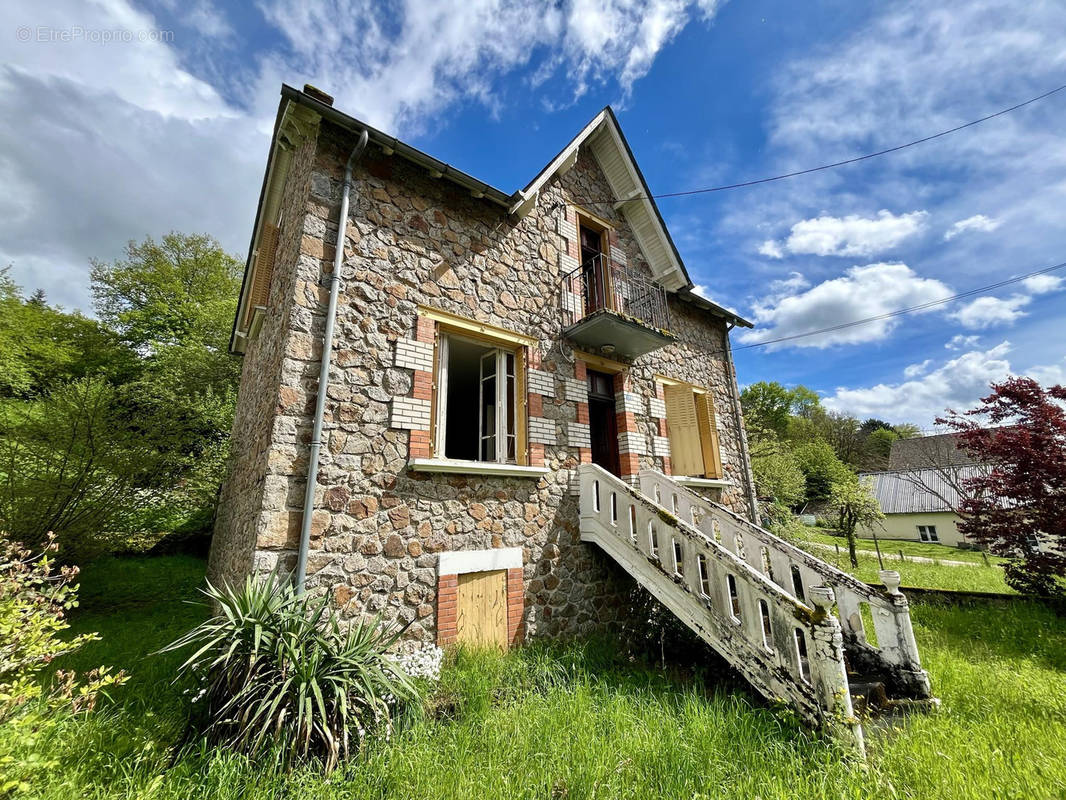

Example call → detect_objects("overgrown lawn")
6 556 1064 799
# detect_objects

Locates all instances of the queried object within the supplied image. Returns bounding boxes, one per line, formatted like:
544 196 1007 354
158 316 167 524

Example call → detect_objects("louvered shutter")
663 384 704 477
244 222 279 327
694 391 723 479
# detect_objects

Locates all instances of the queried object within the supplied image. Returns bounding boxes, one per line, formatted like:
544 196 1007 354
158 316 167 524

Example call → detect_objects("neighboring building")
887 432 978 471
858 467 987 547
208 84 933 740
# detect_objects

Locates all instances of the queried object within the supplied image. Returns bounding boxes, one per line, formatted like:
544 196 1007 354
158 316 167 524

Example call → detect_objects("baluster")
806 586 865 753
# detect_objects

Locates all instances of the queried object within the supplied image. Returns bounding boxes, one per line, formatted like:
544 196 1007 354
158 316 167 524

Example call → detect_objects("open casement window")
433 331 526 464
662 383 723 479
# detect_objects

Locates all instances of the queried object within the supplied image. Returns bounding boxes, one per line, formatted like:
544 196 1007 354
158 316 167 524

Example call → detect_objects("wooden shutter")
244 222 279 327
663 384 704 477
695 391 723 479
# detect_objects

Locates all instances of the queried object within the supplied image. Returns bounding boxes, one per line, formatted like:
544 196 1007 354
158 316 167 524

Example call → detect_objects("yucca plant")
162 572 421 772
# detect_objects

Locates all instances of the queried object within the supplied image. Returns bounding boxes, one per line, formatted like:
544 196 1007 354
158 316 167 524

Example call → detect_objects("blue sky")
1 0 1064 426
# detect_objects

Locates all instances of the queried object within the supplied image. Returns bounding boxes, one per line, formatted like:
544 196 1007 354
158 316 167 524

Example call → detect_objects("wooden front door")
456 570 508 649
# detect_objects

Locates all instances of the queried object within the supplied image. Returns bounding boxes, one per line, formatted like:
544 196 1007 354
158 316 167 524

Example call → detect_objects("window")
578 214 609 315
917 525 939 543
435 332 523 464
661 382 723 478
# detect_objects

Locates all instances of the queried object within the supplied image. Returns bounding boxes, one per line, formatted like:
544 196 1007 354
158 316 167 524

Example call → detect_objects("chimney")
303 84 334 107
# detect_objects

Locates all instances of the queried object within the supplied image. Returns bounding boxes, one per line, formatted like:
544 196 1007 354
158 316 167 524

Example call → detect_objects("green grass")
798 527 1000 564
6 555 1065 799
807 544 1016 594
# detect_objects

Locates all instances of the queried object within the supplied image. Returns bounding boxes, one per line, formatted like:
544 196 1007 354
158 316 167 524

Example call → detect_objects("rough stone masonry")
209 101 758 647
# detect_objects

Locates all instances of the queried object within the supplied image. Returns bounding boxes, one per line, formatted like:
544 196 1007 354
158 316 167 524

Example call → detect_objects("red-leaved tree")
937 378 1066 597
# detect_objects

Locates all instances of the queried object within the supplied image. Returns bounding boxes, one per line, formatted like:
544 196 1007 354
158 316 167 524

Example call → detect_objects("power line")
733 259 1066 351
573 82 1066 207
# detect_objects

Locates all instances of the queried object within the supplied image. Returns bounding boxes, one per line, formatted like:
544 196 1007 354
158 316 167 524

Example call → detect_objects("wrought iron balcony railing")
560 253 672 333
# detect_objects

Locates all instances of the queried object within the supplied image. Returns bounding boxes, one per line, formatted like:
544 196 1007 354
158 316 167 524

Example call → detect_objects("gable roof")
231 85 751 352
513 107 691 293
888 433 980 470
860 466 988 514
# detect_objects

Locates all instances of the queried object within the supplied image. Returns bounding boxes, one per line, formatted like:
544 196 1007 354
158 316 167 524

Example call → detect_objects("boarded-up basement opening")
456 570 507 649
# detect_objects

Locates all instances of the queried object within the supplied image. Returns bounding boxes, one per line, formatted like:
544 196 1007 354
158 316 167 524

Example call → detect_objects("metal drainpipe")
725 322 760 522
295 129 369 594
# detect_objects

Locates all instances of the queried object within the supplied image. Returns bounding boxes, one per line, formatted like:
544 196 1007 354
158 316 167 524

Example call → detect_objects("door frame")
587 368 621 476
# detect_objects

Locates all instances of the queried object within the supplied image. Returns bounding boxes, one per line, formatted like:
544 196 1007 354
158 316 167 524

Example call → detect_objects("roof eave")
280 84 514 208
675 287 754 328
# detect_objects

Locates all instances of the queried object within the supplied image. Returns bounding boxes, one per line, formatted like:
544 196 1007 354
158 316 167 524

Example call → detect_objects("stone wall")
208 130 320 589
211 117 756 645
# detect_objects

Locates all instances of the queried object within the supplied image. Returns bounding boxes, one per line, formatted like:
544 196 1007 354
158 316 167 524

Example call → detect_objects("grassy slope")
8 556 1065 799
794 529 1015 593
798 528 997 564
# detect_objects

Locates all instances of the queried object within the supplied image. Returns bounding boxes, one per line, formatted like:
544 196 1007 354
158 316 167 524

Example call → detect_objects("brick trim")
435 561 525 648
437 573 458 646
507 567 525 646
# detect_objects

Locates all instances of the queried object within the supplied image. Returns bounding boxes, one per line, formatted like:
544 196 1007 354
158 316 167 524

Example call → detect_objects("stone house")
210 85 933 743
209 84 758 644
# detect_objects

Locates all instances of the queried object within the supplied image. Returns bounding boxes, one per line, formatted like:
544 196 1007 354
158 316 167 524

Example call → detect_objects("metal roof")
860 467 988 514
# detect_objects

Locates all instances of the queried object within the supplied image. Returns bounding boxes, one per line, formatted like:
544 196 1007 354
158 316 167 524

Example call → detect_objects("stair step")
847 680 888 715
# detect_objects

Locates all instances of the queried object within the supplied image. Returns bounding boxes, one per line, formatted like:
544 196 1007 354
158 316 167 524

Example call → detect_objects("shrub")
0 533 125 793
163 573 422 773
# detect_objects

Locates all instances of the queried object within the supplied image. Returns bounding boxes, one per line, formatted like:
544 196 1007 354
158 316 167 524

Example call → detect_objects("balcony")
560 254 677 360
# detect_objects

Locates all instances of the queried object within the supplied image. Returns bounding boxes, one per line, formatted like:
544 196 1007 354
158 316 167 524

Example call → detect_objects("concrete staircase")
578 464 936 752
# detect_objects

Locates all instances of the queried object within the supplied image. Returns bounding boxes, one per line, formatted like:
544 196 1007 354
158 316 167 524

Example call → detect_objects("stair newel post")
878 570 933 698
807 586 865 754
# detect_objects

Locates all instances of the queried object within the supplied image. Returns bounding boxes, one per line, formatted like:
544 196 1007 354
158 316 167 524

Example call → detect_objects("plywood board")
456 569 507 649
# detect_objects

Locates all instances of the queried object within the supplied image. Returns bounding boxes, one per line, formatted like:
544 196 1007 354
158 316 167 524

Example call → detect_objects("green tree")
0 270 131 399
90 232 242 398
893 422 922 439
793 440 851 504
741 381 822 440
750 439 806 507
0 378 207 558
827 478 884 568
90 233 243 542
863 427 900 471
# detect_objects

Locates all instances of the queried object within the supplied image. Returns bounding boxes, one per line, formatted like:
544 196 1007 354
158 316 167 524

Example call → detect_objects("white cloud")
825 342 1066 425
949 294 1031 329
1022 274 1064 295
769 210 927 258
947 275 1062 330
944 214 1002 241
740 262 951 349
758 239 784 259
690 284 742 317
0 0 724 309
946 334 981 350
903 359 932 378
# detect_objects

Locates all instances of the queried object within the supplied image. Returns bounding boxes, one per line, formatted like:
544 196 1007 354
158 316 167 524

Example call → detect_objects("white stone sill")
408 458 549 479
674 476 732 489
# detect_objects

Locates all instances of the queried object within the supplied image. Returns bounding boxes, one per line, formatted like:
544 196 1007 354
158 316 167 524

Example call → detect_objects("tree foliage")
792 440 851 504
939 378 1066 597
0 233 242 558
0 533 125 791
740 381 820 440
827 478 884 568
749 439 806 507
